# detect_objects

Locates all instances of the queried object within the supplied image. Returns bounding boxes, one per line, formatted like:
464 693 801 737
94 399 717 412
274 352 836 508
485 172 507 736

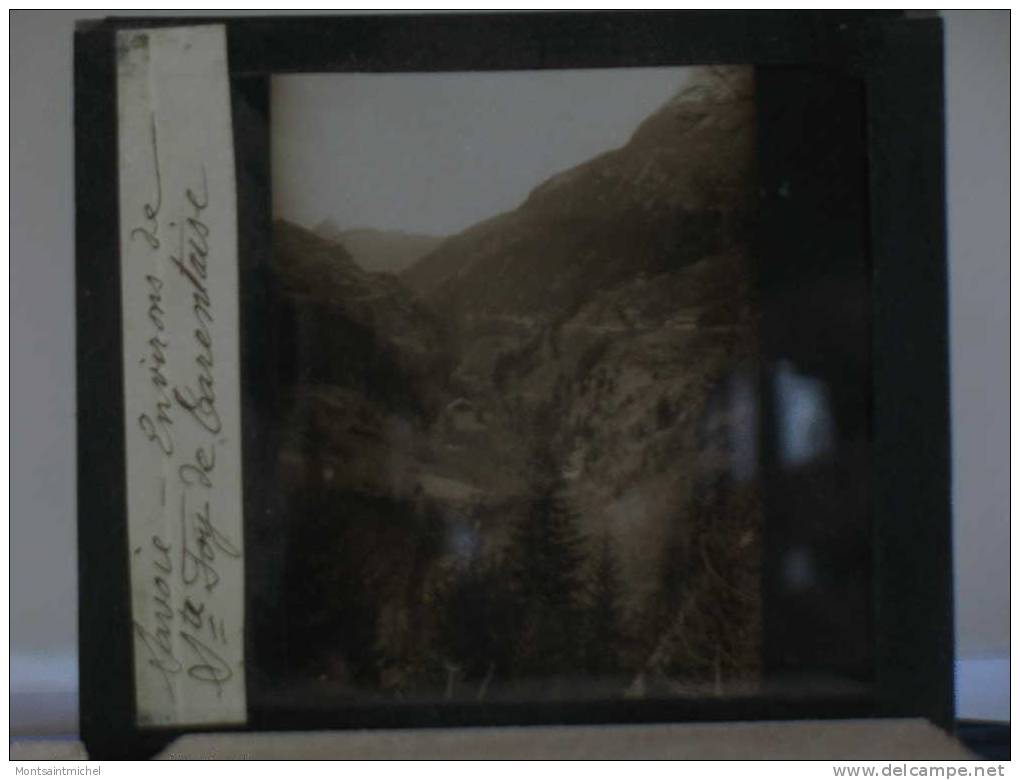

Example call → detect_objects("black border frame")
75 11 951 759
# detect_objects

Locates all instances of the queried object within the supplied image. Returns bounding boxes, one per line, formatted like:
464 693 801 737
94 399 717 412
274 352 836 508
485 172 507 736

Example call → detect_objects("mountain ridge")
400 67 754 321
312 219 445 274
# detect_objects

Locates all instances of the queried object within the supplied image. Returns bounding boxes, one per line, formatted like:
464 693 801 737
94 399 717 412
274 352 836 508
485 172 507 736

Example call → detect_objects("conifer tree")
505 444 588 677
585 533 625 675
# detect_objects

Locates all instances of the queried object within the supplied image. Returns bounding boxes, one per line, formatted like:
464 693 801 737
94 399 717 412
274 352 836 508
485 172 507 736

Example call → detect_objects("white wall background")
9 10 1010 735
941 9 1011 722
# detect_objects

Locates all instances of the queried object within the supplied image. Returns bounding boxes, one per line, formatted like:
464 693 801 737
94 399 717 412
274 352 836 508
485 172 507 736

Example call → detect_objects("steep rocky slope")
398 66 759 607
402 66 753 320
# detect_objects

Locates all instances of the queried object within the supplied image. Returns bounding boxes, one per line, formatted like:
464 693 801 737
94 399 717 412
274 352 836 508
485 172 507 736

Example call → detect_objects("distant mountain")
313 220 444 274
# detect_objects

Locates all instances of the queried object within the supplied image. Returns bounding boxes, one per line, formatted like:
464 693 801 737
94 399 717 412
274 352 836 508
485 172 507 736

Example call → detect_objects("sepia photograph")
265 64 763 704
58 11 965 759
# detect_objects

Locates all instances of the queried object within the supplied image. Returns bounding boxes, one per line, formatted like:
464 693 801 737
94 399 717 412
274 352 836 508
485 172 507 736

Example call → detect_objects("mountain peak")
313 217 344 242
665 66 754 108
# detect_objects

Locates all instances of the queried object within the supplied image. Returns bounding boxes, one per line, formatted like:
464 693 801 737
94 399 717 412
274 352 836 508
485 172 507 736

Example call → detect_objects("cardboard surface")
157 719 972 760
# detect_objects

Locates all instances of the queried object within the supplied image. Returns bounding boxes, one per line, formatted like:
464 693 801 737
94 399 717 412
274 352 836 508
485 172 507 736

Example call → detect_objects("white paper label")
116 25 246 726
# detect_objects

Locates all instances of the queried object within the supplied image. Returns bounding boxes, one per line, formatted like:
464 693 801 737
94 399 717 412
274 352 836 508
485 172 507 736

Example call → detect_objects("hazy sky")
272 68 694 237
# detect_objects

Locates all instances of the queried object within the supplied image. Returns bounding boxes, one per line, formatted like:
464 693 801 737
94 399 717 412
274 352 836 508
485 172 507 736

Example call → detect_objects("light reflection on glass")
774 360 835 468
